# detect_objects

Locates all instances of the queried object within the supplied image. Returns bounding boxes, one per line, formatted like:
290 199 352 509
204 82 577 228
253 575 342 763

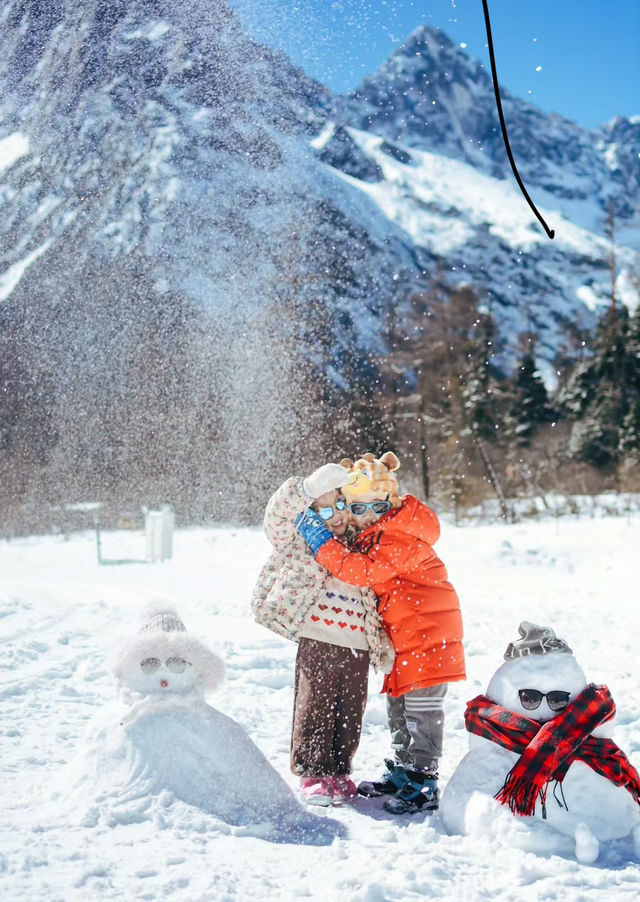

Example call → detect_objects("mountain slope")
1 9 638 520
314 25 640 369
342 25 640 240
0 0 415 519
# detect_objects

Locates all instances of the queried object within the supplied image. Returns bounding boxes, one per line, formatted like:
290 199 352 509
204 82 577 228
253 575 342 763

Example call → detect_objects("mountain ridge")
340 23 640 240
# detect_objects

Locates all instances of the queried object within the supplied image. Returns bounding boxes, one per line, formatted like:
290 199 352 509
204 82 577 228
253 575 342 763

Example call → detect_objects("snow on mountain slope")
343 24 640 236
325 24 640 362
1 516 639 900
0 0 410 326
0 0 418 509
316 125 639 366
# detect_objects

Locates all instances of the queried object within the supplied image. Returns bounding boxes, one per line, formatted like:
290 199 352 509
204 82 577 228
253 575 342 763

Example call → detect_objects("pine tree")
620 305 640 462
449 289 510 514
561 203 640 472
375 275 451 499
508 334 553 447
562 305 629 469
379 283 509 514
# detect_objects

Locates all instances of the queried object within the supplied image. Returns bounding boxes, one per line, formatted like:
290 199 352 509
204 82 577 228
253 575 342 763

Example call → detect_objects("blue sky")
228 0 640 129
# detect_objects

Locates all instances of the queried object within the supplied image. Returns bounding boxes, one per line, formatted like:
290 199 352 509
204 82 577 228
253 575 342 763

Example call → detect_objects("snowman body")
73 694 307 833
442 654 640 860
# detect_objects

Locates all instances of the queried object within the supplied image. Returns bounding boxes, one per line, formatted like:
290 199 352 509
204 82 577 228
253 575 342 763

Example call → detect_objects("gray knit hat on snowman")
504 621 573 660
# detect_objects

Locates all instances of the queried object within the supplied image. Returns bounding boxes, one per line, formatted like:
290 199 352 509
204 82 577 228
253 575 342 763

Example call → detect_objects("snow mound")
62 697 335 844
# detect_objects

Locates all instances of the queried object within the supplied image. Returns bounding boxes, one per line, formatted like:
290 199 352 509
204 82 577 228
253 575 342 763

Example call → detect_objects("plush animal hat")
340 451 402 508
504 621 573 660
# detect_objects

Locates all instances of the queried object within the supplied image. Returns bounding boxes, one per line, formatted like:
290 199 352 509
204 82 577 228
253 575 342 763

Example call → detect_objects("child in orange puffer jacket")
296 451 466 814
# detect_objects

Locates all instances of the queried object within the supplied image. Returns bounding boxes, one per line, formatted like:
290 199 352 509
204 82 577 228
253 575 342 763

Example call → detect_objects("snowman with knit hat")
441 622 640 862
65 607 313 836
112 607 225 701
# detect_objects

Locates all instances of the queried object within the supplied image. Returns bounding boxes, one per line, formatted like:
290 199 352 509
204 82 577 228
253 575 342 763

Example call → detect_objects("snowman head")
111 608 225 699
486 621 587 723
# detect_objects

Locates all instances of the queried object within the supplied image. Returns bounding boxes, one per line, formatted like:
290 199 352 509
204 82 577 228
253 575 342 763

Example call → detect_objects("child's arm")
263 477 307 548
264 464 350 548
314 531 433 586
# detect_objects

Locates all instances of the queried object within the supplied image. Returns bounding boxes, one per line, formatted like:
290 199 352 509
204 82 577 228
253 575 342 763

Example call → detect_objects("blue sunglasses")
317 498 347 521
348 500 391 517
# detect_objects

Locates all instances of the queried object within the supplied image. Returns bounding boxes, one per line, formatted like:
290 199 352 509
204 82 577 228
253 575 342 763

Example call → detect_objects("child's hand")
295 508 333 555
378 634 396 674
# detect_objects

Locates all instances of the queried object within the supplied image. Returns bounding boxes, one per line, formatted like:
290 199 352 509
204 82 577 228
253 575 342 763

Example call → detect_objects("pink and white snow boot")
332 775 358 801
300 777 334 807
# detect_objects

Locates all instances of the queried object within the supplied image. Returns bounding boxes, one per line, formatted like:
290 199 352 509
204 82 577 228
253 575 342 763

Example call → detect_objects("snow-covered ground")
1 515 639 901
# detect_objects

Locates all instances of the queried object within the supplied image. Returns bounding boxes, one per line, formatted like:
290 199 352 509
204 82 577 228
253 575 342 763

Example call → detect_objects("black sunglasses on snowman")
518 688 571 712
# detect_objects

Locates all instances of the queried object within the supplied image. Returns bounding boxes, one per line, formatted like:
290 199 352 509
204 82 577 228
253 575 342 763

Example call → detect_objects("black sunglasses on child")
518 689 571 712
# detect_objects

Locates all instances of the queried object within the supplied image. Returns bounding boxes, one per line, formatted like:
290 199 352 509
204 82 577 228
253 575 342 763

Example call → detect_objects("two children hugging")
253 451 466 812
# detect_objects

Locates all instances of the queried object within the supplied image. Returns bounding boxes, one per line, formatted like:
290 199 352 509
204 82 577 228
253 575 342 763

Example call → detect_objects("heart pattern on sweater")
311 615 320 622
338 622 347 629
324 619 334 626
331 606 342 614
318 604 328 611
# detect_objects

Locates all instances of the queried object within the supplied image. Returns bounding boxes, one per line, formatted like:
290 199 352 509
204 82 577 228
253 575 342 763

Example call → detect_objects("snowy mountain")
343 25 640 237
323 25 640 366
0 0 415 515
0 0 415 343
1 5 638 517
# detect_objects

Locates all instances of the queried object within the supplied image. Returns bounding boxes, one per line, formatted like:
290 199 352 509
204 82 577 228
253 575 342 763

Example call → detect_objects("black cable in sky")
482 0 555 239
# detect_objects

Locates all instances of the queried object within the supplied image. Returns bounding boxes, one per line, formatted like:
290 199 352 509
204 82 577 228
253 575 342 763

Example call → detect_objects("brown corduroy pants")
291 637 369 778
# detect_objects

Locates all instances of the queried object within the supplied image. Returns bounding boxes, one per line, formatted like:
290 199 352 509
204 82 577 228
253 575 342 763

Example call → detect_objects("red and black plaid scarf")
465 684 640 818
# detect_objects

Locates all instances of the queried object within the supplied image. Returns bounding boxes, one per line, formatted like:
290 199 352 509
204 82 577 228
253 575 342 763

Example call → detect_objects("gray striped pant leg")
386 693 413 766
402 684 448 772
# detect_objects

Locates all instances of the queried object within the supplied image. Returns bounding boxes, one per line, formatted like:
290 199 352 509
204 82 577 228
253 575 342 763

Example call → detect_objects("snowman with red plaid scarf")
441 622 640 863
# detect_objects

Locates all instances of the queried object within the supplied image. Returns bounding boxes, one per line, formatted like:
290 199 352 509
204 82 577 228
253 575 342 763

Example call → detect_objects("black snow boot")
357 758 409 798
382 769 439 815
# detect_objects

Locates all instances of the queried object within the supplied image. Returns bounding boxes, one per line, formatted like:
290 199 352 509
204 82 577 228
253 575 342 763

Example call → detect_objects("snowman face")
122 650 199 696
486 654 587 723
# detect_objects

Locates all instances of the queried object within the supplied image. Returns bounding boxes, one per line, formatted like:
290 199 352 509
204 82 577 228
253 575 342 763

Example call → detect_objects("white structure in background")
144 505 174 563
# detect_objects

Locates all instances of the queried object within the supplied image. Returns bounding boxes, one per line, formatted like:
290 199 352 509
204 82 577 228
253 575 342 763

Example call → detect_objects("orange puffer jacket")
316 494 466 697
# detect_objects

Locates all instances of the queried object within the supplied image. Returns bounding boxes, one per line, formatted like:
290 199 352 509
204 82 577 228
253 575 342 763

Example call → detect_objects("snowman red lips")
140 657 191 675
